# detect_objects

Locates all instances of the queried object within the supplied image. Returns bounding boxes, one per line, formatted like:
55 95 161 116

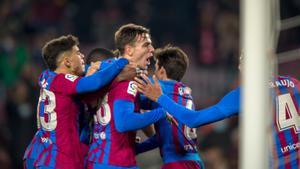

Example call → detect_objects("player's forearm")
84 59 115 74
135 134 159 154
157 94 201 128
114 100 166 132
194 105 235 126
99 60 114 71
215 87 240 116
157 94 234 128
117 108 165 132
198 88 239 125
76 58 128 93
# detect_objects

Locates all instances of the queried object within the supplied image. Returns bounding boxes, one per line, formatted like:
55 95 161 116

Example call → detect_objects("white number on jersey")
184 99 197 140
94 94 111 125
37 89 57 131
276 93 300 133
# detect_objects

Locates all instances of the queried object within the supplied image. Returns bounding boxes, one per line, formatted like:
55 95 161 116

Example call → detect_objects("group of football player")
23 23 299 169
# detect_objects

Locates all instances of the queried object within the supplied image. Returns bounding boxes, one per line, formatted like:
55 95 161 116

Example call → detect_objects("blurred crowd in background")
0 0 299 169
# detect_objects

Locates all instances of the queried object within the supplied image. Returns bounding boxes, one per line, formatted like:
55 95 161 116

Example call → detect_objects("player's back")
153 80 202 166
24 70 85 169
87 80 140 168
270 76 299 169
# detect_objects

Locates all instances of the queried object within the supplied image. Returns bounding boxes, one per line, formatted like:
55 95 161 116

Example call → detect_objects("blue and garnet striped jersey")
23 59 129 169
269 76 299 169
23 70 86 169
87 80 165 169
150 80 203 167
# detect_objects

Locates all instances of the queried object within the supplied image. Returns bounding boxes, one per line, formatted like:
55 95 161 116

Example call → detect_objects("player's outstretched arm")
76 58 129 93
113 100 166 132
135 75 240 128
135 134 159 154
157 88 240 128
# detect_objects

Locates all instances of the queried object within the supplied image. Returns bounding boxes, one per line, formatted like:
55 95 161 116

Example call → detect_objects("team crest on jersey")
65 74 78 82
127 81 137 96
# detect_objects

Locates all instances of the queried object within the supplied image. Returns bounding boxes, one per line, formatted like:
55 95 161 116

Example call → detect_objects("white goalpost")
239 0 277 168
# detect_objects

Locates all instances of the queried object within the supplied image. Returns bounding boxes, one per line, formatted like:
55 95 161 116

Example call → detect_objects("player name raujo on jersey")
269 79 295 88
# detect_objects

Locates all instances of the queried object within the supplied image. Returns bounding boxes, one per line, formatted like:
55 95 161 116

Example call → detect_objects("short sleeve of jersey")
113 81 137 102
51 74 81 95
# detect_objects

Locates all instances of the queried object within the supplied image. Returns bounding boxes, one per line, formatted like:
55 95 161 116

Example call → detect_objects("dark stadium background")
0 0 299 168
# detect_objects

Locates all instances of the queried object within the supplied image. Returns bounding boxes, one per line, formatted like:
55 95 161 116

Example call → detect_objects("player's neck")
160 76 172 81
54 66 75 75
120 54 132 62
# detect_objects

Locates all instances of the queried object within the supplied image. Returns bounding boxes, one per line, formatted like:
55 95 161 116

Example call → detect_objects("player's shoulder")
174 81 192 96
49 73 81 94
289 76 300 83
56 74 79 82
51 73 81 87
38 70 58 89
276 75 299 87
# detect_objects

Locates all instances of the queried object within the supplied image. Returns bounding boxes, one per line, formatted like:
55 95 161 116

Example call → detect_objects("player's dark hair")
86 48 115 64
155 45 189 81
42 34 79 71
114 23 150 56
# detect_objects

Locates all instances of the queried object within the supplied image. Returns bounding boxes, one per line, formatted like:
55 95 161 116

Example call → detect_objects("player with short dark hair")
23 35 130 169
85 48 115 65
154 45 189 81
136 45 204 169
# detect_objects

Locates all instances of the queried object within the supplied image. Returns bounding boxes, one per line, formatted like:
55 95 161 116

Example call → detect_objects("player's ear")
124 44 134 56
65 56 72 68
61 52 72 68
159 66 167 80
56 52 70 68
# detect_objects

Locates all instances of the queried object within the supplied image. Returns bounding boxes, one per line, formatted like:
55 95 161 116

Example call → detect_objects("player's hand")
136 67 148 77
116 63 137 81
134 74 163 102
85 61 101 76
